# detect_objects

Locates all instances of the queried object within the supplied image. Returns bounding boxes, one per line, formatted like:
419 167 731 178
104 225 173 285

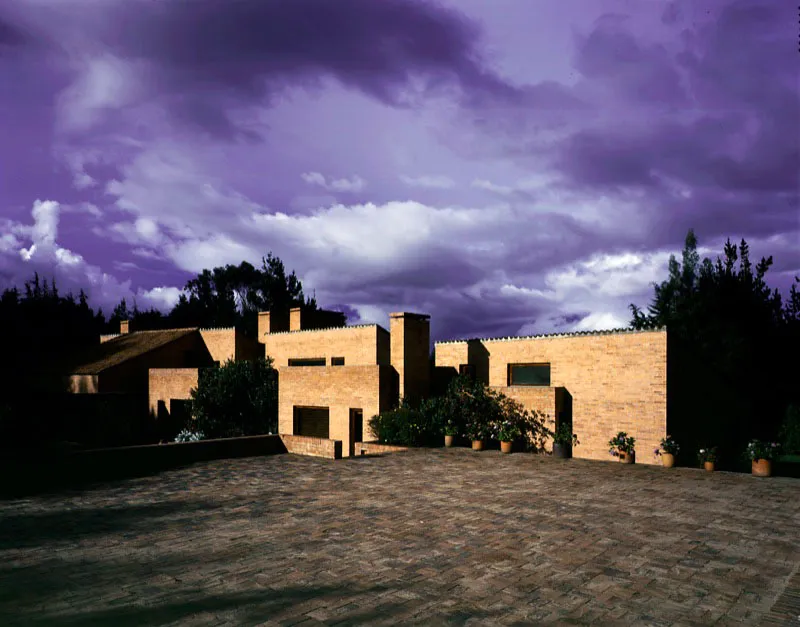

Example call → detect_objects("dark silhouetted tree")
630 229 800 468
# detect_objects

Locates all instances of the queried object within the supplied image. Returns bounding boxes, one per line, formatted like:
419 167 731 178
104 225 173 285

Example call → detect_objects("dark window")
288 358 326 367
293 406 330 438
508 363 551 386
459 364 475 379
331 356 345 366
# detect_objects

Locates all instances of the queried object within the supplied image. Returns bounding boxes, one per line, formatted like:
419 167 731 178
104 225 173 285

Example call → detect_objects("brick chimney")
390 312 431 405
120 320 130 335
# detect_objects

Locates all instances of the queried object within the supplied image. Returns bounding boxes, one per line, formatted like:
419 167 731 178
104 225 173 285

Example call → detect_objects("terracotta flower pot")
444 435 454 448
500 441 512 454
471 440 484 451
752 459 772 477
704 461 715 472
553 442 571 459
619 451 635 464
661 453 675 468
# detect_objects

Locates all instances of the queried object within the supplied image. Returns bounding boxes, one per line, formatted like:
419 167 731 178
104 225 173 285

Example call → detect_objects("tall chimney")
390 312 431 406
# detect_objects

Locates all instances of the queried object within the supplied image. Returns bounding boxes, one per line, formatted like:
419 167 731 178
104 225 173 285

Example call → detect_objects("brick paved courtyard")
1 449 799 626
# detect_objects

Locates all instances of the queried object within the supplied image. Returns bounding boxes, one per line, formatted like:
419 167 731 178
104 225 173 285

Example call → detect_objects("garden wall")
281 434 342 459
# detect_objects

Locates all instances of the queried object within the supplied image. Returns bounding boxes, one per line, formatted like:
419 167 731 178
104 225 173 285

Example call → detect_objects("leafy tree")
630 229 800 468
189 357 278 438
169 253 323 335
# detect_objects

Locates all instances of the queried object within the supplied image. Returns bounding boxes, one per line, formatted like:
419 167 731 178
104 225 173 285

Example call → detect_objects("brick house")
67 321 263 427
260 308 429 457
67 307 667 463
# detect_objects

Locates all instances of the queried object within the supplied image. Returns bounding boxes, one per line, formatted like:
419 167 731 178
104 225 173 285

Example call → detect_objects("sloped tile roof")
69 328 199 375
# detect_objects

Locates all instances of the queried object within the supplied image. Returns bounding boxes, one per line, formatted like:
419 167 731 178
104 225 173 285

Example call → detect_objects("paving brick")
0 449 797 625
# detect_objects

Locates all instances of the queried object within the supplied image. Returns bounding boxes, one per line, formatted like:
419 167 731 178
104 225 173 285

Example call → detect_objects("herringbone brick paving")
1 449 798 625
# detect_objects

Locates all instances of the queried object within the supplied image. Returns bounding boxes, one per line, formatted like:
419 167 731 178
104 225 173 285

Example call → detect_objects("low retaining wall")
355 441 409 456
280 434 342 459
0 435 288 498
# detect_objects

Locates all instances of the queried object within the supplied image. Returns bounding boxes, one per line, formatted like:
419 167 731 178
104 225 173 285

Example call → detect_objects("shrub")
608 432 636 457
697 446 718 463
189 357 278 439
553 423 579 448
779 403 800 454
496 419 522 442
655 435 680 457
368 398 439 447
175 429 205 443
745 439 781 461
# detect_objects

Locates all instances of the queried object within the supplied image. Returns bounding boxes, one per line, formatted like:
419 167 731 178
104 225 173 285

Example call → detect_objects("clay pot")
661 453 675 468
752 459 772 477
500 441 513 454
619 451 635 464
444 435 454 448
553 443 571 459
472 440 484 451
704 461 715 472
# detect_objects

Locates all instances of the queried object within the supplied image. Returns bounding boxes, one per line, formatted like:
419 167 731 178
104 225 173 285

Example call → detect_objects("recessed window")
331 357 345 366
288 358 326 367
508 363 550 386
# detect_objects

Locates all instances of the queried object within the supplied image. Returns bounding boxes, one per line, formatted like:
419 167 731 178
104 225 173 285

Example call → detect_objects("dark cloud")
91 0 524 135
547 0 798 249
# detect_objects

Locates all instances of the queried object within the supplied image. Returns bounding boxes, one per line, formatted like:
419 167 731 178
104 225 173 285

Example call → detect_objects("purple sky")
0 0 797 341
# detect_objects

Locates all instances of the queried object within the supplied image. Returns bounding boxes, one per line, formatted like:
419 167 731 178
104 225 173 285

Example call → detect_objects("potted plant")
552 423 579 459
443 419 458 448
466 418 488 451
496 419 522 454
608 432 636 464
654 435 680 468
745 440 781 477
697 446 717 472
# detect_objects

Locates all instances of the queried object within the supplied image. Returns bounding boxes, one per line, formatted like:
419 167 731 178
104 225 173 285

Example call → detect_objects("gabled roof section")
69 328 199 375
435 326 667 345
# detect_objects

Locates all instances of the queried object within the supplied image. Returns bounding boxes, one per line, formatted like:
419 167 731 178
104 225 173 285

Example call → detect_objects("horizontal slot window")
331 357 345 366
288 358 326 367
508 363 550 386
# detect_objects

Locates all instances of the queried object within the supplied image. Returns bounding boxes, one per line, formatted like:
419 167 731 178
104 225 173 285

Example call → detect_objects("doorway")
349 408 363 456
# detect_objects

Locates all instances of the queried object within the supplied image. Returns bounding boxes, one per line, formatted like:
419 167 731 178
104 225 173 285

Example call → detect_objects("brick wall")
280 434 342 459
148 368 199 416
354 442 408 456
435 329 667 464
277 364 393 456
264 325 384 367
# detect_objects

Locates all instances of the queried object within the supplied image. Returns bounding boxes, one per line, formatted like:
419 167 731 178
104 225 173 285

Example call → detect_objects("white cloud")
0 200 180 314
56 55 147 133
301 171 366 192
471 178 515 195
399 174 456 189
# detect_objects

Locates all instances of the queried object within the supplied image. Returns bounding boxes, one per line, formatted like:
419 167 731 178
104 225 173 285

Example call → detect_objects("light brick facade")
435 329 667 464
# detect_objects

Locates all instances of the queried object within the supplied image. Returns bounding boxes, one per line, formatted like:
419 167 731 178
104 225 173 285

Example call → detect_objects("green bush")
190 357 278 439
779 403 800 454
369 398 441 447
368 374 551 450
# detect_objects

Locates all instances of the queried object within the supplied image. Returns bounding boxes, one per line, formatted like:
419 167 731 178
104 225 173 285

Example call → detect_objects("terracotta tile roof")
69 328 199 375
434 326 667 345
